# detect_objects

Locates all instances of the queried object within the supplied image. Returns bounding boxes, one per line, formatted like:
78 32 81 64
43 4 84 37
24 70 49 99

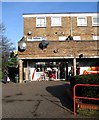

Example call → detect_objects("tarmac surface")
2 80 85 118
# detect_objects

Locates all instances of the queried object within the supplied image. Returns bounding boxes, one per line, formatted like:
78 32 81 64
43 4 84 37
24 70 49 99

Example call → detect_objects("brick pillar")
19 59 23 83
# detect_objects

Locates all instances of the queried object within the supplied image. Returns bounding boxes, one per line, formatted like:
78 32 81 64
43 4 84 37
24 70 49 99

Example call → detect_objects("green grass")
77 108 99 117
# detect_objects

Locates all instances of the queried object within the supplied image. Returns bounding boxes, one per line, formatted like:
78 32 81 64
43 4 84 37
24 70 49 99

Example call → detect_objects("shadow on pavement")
46 83 74 112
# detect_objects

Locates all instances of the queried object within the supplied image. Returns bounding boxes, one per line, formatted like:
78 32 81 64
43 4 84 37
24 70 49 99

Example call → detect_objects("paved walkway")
2 81 84 118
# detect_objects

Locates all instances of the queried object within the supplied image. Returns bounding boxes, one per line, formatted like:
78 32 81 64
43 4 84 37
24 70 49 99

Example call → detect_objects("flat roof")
23 12 99 17
23 12 98 15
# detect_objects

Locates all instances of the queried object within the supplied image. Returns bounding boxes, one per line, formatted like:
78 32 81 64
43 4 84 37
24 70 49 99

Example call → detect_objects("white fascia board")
19 57 74 59
18 56 99 60
23 13 99 18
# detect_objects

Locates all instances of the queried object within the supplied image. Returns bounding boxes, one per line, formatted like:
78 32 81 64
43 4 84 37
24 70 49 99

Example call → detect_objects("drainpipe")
70 16 72 36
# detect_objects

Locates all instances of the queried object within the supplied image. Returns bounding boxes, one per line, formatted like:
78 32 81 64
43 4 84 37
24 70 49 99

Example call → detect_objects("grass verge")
77 108 99 117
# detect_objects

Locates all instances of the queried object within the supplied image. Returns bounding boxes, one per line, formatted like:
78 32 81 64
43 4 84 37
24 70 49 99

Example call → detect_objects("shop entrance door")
59 62 68 80
59 62 65 80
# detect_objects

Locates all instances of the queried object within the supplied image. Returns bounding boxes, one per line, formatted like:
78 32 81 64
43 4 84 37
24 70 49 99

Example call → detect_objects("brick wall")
18 40 99 59
23 16 98 41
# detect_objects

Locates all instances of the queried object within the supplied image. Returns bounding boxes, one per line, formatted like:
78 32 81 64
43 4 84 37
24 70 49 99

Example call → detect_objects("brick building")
18 12 99 83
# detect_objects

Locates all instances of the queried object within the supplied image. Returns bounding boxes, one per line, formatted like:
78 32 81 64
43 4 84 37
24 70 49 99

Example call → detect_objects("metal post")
70 16 72 36
74 85 76 116
73 84 99 116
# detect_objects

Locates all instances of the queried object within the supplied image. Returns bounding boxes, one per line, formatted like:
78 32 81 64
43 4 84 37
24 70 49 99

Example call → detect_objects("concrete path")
2 81 84 118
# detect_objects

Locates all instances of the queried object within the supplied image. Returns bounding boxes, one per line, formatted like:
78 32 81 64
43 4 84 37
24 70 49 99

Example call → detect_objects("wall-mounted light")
79 54 83 58
27 31 32 36
54 32 58 35
53 49 59 53
61 32 64 35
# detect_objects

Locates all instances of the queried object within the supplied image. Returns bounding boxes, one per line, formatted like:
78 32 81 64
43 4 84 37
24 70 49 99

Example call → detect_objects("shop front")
21 58 99 83
22 59 73 82
18 40 99 83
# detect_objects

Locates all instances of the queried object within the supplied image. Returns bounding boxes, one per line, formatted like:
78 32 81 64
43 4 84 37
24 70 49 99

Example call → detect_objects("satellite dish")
41 40 49 47
66 35 73 40
39 40 49 50
19 42 27 50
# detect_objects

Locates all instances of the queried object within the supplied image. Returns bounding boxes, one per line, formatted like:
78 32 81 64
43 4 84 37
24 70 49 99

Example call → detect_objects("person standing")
4 68 10 83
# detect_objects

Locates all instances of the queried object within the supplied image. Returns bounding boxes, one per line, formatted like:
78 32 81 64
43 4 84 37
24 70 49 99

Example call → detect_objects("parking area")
2 81 82 118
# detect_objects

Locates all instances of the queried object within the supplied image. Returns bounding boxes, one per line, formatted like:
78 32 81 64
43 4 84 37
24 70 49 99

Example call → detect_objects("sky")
2 1 98 49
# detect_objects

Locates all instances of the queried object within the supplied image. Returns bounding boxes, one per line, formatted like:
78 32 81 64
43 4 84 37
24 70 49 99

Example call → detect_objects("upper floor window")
92 16 99 26
36 17 46 27
77 17 87 26
51 17 61 26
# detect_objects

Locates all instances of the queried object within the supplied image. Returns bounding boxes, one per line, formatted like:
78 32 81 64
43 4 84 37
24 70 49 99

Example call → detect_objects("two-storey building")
18 12 99 83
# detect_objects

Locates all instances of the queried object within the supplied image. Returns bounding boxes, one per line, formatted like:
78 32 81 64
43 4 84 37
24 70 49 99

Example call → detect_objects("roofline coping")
23 12 99 17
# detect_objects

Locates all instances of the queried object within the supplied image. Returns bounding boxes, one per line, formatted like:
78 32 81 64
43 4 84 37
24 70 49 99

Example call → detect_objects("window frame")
92 16 99 26
51 16 62 27
77 16 87 26
36 17 46 28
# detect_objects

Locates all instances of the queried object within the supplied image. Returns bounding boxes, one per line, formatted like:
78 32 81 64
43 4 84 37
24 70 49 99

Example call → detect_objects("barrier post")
74 85 76 116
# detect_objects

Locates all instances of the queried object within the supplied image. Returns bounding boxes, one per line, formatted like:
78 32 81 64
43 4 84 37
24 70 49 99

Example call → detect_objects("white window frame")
73 36 81 40
51 16 61 26
36 17 46 27
93 36 99 40
77 16 87 26
92 16 99 26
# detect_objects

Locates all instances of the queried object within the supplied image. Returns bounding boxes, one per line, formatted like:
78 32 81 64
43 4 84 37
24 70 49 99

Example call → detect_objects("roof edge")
23 12 98 15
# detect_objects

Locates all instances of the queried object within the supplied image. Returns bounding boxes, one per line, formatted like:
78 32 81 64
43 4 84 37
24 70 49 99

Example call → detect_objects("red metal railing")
73 84 99 116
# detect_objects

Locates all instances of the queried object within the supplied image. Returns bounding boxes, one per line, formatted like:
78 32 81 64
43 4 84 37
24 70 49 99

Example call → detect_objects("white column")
19 59 23 83
73 57 76 76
